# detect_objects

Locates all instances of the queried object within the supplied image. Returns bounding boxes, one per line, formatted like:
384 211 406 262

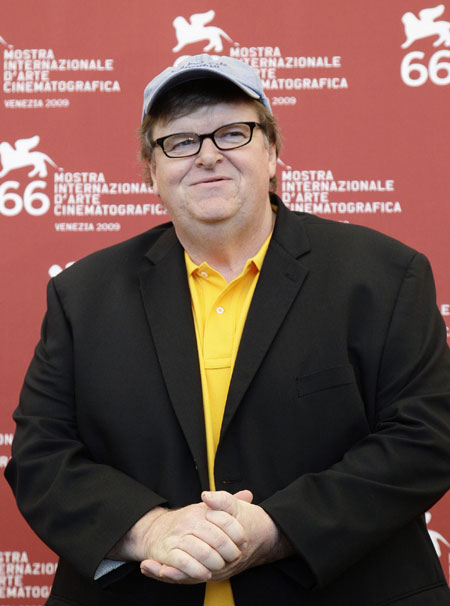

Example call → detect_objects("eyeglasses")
153 121 261 158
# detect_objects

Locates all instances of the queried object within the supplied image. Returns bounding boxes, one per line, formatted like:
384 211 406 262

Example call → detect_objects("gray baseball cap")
141 54 272 121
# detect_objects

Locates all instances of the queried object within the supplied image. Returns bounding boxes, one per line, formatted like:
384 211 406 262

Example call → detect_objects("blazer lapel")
221 201 311 439
137 201 310 485
138 227 209 490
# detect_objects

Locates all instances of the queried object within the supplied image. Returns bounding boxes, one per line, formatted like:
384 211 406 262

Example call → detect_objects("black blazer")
6 196 450 605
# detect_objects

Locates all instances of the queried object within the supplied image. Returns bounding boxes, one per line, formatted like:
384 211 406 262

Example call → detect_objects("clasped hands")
138 490 280 584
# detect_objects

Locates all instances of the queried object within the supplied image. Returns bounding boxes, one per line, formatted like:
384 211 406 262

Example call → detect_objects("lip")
190 176 231 186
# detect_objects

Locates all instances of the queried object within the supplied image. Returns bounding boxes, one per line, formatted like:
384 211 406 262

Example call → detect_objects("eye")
220 128 246 140
165 134 198 152
215 124 251 146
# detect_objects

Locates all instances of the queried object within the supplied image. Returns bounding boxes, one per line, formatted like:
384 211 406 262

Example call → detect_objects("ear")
268 142 277 181
148 158 159 196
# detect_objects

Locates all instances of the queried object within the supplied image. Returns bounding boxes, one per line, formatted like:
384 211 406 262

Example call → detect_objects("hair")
139 78 282 191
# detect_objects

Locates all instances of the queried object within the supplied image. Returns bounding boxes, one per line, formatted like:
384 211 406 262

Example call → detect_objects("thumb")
201 490 235 513
233 489 253 503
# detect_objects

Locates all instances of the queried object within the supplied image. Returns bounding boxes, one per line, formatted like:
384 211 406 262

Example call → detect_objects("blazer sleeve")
4 278 168 580
260 252 450 587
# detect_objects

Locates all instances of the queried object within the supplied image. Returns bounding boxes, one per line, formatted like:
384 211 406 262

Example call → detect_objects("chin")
194 211 236 224
189 198 240 222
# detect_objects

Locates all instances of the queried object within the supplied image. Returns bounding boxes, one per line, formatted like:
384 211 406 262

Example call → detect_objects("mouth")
190 176 231 186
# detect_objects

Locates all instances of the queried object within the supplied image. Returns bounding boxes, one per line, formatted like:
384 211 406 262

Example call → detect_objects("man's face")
149 100 277 233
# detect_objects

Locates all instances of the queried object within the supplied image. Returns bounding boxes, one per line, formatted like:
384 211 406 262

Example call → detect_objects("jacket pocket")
296 364 356 398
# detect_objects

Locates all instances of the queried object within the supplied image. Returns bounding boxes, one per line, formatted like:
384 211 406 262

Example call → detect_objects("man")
5 54 450 606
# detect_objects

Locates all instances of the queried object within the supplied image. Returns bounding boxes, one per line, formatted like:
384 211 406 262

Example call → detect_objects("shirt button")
200 271 209 278
216 306 225 314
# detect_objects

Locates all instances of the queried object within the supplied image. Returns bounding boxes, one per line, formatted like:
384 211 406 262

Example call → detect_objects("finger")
204 509 247 548
193 517 243 561
165 547 212 582
233 489 253 503
140 559 189 582
178 534 226 571
201 490 236 514
159 563 199 583
140 559 199 584
140 558 164 578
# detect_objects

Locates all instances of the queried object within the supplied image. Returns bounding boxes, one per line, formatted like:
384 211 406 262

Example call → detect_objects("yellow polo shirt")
185 231 272 606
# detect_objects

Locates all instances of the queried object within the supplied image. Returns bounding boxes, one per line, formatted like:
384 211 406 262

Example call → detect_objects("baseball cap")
141 54 272 121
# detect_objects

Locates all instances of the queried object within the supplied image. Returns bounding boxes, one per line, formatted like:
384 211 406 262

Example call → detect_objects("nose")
194 136 223 168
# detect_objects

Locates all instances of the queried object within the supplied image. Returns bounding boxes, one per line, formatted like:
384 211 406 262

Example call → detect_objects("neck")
178 202 275 282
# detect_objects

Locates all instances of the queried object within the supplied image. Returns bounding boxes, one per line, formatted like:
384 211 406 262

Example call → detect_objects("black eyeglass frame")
152 121 261 158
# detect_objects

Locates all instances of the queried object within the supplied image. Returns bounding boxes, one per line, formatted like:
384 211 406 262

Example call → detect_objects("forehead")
153 100 260 137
